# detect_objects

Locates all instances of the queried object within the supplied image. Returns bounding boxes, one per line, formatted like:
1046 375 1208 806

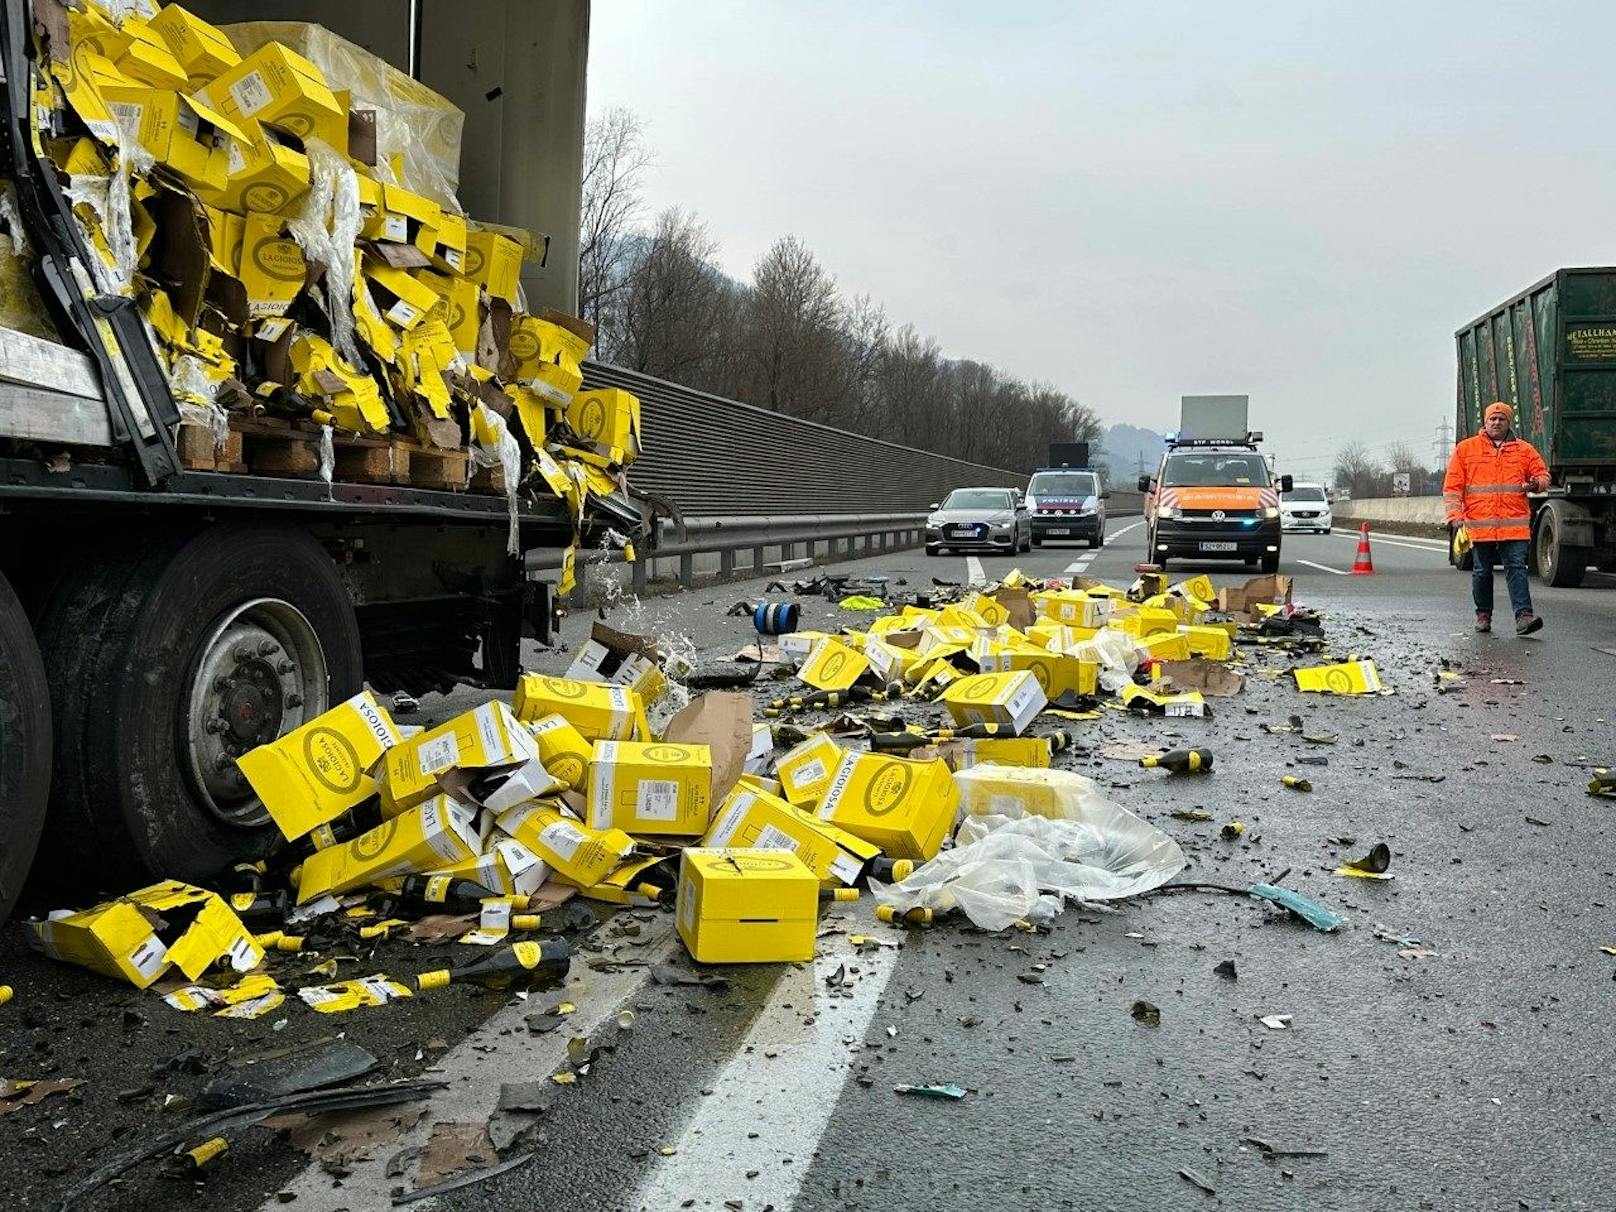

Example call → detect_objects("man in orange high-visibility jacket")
1443 401 1549 635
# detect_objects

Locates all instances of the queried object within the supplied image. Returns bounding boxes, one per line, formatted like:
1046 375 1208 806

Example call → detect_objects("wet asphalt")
5 517 1616 1211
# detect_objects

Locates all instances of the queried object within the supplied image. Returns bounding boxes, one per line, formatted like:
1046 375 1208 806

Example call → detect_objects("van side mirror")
1137 475 1153 493
1279 474 1294 493
928 502 940 511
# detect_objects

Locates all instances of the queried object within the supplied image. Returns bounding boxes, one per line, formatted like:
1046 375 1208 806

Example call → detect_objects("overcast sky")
589 1 1616 480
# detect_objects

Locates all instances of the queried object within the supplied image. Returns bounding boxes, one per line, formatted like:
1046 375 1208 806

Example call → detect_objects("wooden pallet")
408 444 469 491
176 425 247 472
468 465 506 495
200 417 473 490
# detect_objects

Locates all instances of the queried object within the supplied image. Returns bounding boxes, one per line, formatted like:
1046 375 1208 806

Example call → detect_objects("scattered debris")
894 1083 967 1100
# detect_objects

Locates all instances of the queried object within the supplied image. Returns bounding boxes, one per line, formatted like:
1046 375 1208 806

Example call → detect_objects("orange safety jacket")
1442 432 1548 543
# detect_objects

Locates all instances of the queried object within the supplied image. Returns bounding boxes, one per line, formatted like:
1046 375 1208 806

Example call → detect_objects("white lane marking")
966 555 986 586
1295 558 1349 576
1333 530 1449 552
1109 520 1144 541
632 934 904 1212
1063 561 1092 574
263 921 677 1212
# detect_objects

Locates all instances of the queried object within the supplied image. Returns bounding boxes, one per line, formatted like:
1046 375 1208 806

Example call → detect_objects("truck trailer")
0 0 638 921
1454 267 1616 585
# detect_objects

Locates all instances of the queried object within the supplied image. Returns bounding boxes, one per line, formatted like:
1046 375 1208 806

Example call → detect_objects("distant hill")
1101 423 1167 481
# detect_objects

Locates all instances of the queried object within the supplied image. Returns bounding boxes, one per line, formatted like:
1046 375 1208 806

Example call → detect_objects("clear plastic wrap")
470 404 523 556
221 21 465 210
318 421 334 487
286 139 363 367
1069 627 1142 693
873 768 1186 930
168 355 230 450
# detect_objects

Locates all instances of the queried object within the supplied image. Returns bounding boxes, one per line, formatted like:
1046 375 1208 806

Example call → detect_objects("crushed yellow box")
775 731 844 807
677 849 818 964
362 262 438 331
236 690 401 841
524 714 594 792
424 211 468 274
208 127 309 214
421 838 549 898
359 182 441 246
295 795 482 903
495 802 636 888
797 636 870 693
377 701 545 817
815 752 959 861
513 674 641 741
704 786 878 885
777 630 829 667
1180 624 1233 660
100 85 242 194
238 213 307 316
586 740 713 837
419 271 480 354
1035 590 1114 628
566 388 641 464
199 41 347 151
939 670 1048 735
464 229 523 304
28 880 263 989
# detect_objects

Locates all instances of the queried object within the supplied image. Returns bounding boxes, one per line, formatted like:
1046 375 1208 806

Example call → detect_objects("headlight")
1079 502 1097 515
1024 496 1039 511
927 516 942 527
1156 505 1179 520
1263 506 1280 519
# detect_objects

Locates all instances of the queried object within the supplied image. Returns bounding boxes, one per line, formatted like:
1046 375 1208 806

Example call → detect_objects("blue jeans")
1471 539 1532 617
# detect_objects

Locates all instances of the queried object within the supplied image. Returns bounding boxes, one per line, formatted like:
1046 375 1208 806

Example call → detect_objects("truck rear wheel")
1535 506 1589 588
34 524 362 892
0 572 51 922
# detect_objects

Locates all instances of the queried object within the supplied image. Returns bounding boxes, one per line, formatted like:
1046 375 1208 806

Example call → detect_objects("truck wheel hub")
186 599 329 828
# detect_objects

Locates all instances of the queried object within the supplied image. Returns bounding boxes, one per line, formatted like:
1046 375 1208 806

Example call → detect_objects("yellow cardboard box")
424 211 468 274
148 3 240 88
464 230 523 304
419 271 480 354
774 731 845 807
815 752 959 861
359 182 441 246
677 849 818 964
201 204 244 274
377 700 546 816
495 802 636 888
208 127 309 215
955 764 1069 818
513 674 641 741
963 592 1010 628
27 880 263 989
523 714 593 792
1034 589 1114 628
362 262 438 331
236 690 401 841
238 213 307 317
1180 624 1233 660
581 854 679 907
934 736 1051 771
199 41 347 152
296 795 482 903
100 85 242 194
566 388 641 464
420 837 549 898
1138 631 1192 662
974 646 1097 699
797 636 870 693
586 740 713 837
1112 607 1180 638
704 785 877 885
939 670 1048 735
777 630 829 668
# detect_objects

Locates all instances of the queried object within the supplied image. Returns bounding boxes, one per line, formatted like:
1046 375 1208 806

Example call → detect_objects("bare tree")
1333 441 1384 498
742 236 848 422
617 208 737 385
578 107 653 352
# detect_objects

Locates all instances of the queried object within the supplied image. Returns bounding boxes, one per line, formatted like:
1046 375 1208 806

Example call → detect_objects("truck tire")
1261 551 1281 573
1535 507 1589 588
34 524 362 891
0 572 51 922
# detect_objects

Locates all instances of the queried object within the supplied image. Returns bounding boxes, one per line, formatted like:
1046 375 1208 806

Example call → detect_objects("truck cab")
1139 438 1290 571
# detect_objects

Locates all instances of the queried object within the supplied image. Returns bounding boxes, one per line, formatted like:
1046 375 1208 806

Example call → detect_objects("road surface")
5 519 1614 1212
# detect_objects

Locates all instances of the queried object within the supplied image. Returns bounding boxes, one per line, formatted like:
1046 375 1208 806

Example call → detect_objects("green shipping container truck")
1454 267 1616 586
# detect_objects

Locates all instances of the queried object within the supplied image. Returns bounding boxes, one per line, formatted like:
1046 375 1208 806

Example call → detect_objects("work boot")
1474 612 1491 634
1515 611 1543 636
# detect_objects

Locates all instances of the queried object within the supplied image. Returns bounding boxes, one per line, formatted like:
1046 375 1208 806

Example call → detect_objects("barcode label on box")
230 70 273 117
753 824 799 854
789 757 826 790
636 780 680 822
417 732 460 775
539 820 583 861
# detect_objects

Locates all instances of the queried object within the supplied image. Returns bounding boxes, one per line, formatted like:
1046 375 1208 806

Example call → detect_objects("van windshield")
1028 472 1098 497
1282 486 1327 503
1162 453 1269 487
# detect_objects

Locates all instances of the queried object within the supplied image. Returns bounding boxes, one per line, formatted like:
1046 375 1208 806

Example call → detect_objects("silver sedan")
925 487 1032 555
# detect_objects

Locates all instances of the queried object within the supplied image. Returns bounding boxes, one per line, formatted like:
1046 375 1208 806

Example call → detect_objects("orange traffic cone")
1351 523 1375 575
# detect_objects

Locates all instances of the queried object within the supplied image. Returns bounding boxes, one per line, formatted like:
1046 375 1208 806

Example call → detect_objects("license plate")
1047 528 1069 536
1199 541 1237 552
